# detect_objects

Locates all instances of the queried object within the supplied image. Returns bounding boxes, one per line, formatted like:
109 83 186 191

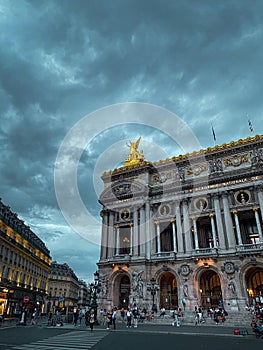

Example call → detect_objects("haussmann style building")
97 135 263 314
0 199 51 317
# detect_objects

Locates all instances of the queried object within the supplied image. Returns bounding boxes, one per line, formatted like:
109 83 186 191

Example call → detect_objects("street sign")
24 296 29 302
59 297 64 302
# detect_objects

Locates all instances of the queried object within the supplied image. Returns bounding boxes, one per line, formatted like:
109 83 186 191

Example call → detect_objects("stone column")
257 186 263 216
222 193 236 249
115 225 120 255
108 211 115 258
233 210 242 246
145 201 151 260
133 207 139 256
253 207 263 242
100 210 108 259
156 221 161 254
139 205 146 256
182 200 192 254
209 214 218 248
171 220 177 253
175 201 184 254
192 217 199 249
149 206 154 258
213 195 226 249
129 224 133 255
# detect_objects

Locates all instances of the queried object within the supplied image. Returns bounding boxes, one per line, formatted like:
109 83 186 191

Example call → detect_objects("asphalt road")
0 323 262 350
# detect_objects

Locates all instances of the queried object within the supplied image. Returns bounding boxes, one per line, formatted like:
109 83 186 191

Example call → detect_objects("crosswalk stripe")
11 331 109 350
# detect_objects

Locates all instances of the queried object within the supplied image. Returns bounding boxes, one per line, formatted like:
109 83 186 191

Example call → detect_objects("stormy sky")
1 0 263 283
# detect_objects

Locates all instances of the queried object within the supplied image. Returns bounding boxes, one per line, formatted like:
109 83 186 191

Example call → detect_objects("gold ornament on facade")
186 163 208 176
125 137 145 166
223 154 249 168
102 134 263 175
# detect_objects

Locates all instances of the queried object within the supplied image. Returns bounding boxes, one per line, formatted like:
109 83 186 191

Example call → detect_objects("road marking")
11 331 109 350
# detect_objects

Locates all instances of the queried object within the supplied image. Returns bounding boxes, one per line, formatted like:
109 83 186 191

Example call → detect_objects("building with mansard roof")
97 135 263 313
0 199 51 317
46 261 80 314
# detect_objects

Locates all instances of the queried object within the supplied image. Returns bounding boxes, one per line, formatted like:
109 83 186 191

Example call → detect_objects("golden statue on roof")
125 137 145 166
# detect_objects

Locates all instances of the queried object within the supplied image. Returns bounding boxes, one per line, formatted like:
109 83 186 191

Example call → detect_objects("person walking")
172 307 180 327
73 309 79 327
31 310 37 325
89 310 95 332
120 308 126 324
132 304 139 328
102 309 107 326
126 308 132 328
112 307 117 329
106 310 112 330
194 307 199 326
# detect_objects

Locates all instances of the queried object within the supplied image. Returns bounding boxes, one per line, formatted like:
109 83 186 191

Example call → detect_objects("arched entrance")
159 272 178 310
245 267 263 306
199 269 222 308
118 275 131 309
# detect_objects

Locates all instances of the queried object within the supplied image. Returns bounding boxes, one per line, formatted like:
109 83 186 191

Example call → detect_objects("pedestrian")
89 310 95 332
102 309 107 325
194 307 199 326
31 310 37 325
112 307 117 329
132 304 139 328
84 309 90 326
172 307 180 327
120 308 126 323
48 311 53 326
126 308 132 328
73 308 79 326
106 310 112 330
78 308 84 326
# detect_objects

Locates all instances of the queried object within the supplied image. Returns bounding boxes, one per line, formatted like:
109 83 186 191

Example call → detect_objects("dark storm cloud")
1 0 263 282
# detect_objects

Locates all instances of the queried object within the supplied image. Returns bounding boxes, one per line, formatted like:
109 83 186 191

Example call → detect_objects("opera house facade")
97 135 263 313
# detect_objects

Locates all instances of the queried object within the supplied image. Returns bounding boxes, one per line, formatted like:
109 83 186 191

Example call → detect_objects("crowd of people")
46 302 263 331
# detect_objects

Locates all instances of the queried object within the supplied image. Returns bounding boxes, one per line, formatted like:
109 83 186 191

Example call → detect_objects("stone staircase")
145 311 253 328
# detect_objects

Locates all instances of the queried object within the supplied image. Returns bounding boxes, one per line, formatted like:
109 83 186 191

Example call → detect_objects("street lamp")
147 277 159 312
90 271 101 324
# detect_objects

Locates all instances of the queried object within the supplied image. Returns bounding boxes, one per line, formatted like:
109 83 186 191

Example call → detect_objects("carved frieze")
249 148 263 165
194 197 208 211
151 171 173 184
221 261 239 274
178 264 193 277
158 203 172 216
223 154 249 168
208 158 223 173
186 163 208 176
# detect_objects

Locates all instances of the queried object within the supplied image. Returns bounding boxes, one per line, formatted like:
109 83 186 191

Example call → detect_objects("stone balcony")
192 247 218 257
236 242 263 254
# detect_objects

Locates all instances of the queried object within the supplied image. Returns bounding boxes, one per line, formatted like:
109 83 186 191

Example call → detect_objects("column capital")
232 210 238 216
253 207 259 212
209 213 215 218
212 193 220 200
255 184 263 191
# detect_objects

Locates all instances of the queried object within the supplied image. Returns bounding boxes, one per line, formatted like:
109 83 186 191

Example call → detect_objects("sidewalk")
56 320 253 338
0 316 254 339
